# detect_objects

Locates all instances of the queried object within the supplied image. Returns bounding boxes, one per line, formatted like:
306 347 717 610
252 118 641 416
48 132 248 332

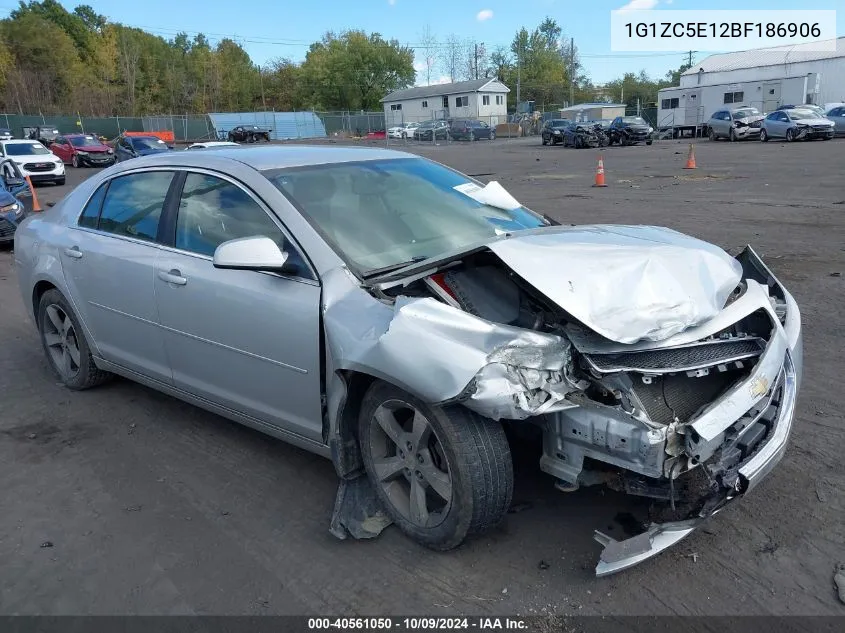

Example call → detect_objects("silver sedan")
13 146 803 575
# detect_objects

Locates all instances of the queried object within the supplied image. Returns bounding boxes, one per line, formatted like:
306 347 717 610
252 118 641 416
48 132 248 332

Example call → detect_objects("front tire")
359 381 513 551
72 155 80 168
760 129 768 142
729 128 736 142
786 128 796 142
37 289 112 390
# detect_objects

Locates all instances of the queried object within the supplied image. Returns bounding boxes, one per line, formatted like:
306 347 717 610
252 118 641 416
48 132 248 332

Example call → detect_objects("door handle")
64 246 83 259
157 269 187 286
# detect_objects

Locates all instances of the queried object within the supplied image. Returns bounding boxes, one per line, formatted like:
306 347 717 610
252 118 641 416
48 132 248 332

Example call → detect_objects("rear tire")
760 129 768 142
542 135 548 145
729 128 736 142
708 128 716 141
359 381 513 551
37 289 112 390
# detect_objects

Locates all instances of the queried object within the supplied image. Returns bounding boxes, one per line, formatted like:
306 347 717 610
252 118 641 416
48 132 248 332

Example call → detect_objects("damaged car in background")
13 146 802 576
707 106 764 142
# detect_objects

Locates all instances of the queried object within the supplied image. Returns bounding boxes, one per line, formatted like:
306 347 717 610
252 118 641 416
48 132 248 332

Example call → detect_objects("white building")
381 79 510 127
558 103 627 122
658 37 845 132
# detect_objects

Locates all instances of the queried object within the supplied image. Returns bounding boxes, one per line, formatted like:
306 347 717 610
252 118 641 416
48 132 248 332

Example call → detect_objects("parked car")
541 119 572 145
0 158 32 245
412 120 449 141
562 122 607 149
0 139 65 185
449 119 495 141
185 141 241 150
0 128 13 140
608 116 653 145
51 134 115 168
760 109 835 142
12 145 802 576
823 104 845 136
23 125 61 147
387 123 420 139
707 106 764 141
227 125 271 143
115 135 172 162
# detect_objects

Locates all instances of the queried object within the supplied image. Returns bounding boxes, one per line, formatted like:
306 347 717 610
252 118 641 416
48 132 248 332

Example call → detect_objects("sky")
2 0 843 85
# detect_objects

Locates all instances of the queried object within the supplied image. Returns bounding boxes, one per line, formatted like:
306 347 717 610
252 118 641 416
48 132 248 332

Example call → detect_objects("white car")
0 139 65 185
388 122 420 139
185 141 241 150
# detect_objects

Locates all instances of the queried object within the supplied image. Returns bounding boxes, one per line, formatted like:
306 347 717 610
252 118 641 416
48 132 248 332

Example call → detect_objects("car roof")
107 144 416 172
1 139 41 144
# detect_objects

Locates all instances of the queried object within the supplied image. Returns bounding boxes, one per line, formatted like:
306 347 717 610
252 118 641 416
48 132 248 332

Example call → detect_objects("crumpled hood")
487 225 743 344
791 116 833 126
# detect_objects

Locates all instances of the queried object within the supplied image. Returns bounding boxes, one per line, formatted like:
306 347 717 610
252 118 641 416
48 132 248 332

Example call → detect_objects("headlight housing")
1 201 22 218
107 148 114 154
76 150 88 155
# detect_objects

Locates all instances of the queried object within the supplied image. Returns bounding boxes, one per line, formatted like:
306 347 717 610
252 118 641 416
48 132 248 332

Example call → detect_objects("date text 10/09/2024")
308 618 528 630
624 22 821 39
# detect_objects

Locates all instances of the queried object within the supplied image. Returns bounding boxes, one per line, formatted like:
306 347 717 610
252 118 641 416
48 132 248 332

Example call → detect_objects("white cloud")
388 0 396 5
476 9 494 21
617 0 659 12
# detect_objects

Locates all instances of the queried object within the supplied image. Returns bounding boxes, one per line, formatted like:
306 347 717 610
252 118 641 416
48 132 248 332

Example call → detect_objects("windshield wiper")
362 255 430 279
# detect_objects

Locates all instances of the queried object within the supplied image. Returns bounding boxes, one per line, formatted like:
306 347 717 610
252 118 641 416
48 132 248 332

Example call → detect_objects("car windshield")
549 120 569 126
732 108 759 118
264 157 547 275
621 117 647 125
4 142 51 156
132 137 167 149
70 135 103 147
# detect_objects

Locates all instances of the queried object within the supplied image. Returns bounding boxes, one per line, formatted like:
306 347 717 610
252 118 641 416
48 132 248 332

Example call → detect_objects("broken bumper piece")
592 351 797 576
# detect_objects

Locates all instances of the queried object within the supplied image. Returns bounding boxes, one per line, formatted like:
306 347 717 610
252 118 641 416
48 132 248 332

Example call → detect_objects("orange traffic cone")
683 143 697 169
592 154 608 187
25 175 42 212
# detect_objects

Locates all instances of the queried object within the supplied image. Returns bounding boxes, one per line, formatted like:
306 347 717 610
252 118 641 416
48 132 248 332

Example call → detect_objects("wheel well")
32 280 56 318
330 370 377 479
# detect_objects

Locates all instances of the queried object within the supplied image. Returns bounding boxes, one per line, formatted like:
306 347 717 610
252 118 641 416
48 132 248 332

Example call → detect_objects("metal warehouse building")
657 37 845 133
382 79 510 127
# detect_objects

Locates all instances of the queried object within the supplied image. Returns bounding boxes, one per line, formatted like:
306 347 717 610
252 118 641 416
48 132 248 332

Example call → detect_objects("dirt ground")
1 137 843 616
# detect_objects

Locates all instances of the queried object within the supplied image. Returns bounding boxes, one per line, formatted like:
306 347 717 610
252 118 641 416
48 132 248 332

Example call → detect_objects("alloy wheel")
368 399 452 528
42 303 81 380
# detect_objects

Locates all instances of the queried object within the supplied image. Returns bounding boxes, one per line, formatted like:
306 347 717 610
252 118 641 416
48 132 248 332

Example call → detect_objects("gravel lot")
1 137 844 616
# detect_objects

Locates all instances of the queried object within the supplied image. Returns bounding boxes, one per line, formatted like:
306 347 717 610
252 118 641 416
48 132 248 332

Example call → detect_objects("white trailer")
657 74 820 138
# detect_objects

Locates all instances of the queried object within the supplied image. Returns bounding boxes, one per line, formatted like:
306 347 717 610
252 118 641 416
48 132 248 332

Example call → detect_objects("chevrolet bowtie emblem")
750 376 770 398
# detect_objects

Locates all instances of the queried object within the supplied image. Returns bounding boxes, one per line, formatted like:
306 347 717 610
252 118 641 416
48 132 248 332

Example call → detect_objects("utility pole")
687 50 695 67
474 43 479 80
569 37 575 107
259 66 267 110
516 44 521 105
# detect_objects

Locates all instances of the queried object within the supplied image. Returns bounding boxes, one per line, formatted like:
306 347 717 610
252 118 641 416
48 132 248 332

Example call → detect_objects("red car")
50 133 115 168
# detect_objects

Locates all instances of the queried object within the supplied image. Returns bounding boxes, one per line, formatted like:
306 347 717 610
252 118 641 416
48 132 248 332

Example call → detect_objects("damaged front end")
324 224 802 576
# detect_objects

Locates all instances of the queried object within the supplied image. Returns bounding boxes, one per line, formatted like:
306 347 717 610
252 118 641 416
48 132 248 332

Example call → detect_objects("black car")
0 158 34 245
413 120 450 141
449 119 495 141
227 125 271 143
562 122 608 149
23 126 61 147
608 116 653 146
541 119 572 145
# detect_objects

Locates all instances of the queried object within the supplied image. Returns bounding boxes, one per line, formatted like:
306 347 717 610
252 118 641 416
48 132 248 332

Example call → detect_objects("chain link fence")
0 113 217 143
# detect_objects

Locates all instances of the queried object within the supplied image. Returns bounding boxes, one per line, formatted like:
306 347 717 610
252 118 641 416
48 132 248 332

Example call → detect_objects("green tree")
301 31 414 110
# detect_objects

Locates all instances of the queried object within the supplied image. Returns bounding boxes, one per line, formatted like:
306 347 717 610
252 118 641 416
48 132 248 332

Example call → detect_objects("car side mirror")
213 236 297 274
4 176 24 188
